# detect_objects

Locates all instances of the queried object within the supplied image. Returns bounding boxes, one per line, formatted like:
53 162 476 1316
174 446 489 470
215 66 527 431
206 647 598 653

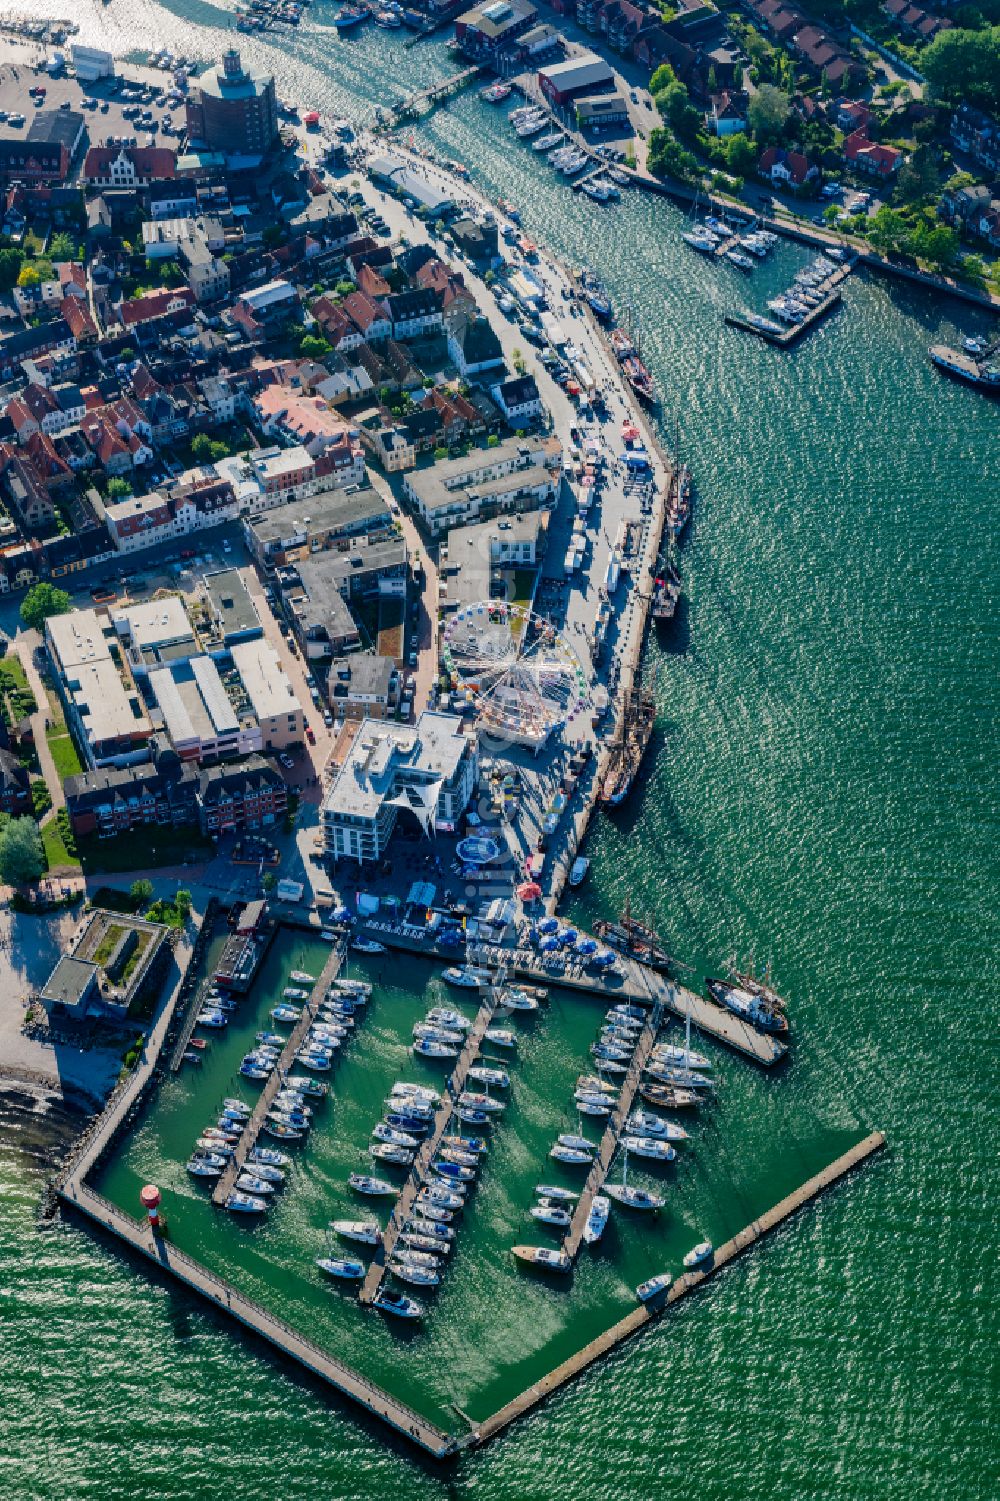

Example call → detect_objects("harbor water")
3 4 999 1497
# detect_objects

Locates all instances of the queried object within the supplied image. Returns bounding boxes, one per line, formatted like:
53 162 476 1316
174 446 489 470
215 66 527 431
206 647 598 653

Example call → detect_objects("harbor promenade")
359 989 497 1306
211 944 346 1207
562 1004 661 1261
469 1130 888 1449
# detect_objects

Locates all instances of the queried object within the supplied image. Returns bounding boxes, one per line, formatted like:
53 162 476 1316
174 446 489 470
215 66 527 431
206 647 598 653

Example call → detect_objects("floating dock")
561 1006 661 1261
211 946 345 1207
358 991 498 1306
469 1129 887 1450
725 260 854 347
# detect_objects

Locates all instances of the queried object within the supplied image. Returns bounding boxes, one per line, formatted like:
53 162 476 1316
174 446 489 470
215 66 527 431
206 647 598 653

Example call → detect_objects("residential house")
328 654 399 721
758 145 818 190
950 105 1000 174
0 748 33 814
446 311 506 378
709 90 749 137
311 296 366 353
844 128 902 178
342 290 392 343
83 145 177 190
491 374 544 425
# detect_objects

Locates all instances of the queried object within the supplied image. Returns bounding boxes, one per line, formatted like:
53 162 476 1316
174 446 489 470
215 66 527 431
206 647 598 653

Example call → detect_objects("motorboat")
370 1143 415 1166
262 1120 304 1141
186 1157 223 1177
577 1075 617 1096
197 1011 227 1028
297 1053 332 1072
413 1022 464 1044
535 1184 577 1203
289 971 316 984
255 1032 285 1048
609 1004 645 1021
285 1076 327 1098
331 979 371 997
466 1066 509 1090
385 1112 431 1135
442 966 491 989
268 1109 310 1132
622 1136 677 1162
390 1083 440 1105
271 1005 302 1023
591 1043 630 1062
627 1112 689 1142
274 1093 312 1115
512 1245 571 1272
389 1258 440 1287
441 1134 486 1155
498 991 539 1013
240 1063 271 1081
725 250 754 271
250 1147 289 1167
283 987 309 1001
433 1160 475 1183
202 1126 239 1143
349 1173 397 1197
405 1214 454 1242
531 1198 572 1227
605 1183 664 1211
225 1191 268 1214
484 1028 517 1048
706 977 788 1034
682 231 718 254
196 1136 233 1154
413 1038 460 1060
317 1256 365 1280
582 1194 610 1244
373 1289 425 1319
558 1134 595 1154
457 1092 504 1113
392 1247 441 1272
373 1123 419 1148
418 1184 463 1210
438 1146 478 1168
223 1099 251 1116
683 1240 714 1269
426 1008 471 1031
550 1145 592 1165
331 1219 381 1246
454 1106 492 1127
636 1272 672 1303
351 937 387 953
236 1173 276 1196
595 1059 629 1076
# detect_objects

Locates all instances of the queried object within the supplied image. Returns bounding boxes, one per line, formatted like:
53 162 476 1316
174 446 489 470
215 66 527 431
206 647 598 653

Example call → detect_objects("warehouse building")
538 53 614 108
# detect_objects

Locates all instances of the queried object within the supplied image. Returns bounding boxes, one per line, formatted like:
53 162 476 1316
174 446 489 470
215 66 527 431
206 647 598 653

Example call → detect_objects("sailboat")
604 1146 665 1211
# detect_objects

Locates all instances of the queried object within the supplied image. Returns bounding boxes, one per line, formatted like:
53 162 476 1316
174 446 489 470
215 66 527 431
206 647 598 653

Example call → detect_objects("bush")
56 807 77 858
19 582 71 632
130 877 154 905
31 779 51 818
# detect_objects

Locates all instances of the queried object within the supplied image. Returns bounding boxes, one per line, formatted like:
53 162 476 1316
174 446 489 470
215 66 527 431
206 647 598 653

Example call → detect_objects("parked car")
279 752 295 770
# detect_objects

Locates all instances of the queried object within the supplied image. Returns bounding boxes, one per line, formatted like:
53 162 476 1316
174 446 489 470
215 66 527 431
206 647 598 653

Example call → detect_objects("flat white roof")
111 596 195 652
46 607 111 670
150 655 238 747
230 639 301 722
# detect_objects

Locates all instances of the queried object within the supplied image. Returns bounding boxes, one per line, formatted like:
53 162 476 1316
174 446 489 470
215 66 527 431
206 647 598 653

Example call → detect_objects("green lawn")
77 825 214 875
41 816 82 873
47 731 83 781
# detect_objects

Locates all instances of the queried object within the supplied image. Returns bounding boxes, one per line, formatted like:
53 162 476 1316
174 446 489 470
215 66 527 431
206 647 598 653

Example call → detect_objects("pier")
561 1004 661 1261
358 989 497 1306
724 259 854 347
384 66 482 127
469 1130 887 1449
210 944 346 1207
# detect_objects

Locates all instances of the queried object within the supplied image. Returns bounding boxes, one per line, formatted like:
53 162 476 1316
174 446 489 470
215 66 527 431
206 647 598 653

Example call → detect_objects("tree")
658 79 701 142
922 26 1000 112
724 132 758 177
896 144 939 205
191 433 232 464
0 247 24 290
649 63 677 96
0 816 44 886
299 334 332 359
106 476 131 500
49 232 76 259
748 85 791 142
19 582 71 632
175 888 192 918
17 265 40 288
647 128 699 183
866 206 910 255
130 878 154 906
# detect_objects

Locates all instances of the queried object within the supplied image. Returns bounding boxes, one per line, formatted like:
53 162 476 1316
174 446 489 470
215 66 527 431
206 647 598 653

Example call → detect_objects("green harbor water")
2 5 998 1497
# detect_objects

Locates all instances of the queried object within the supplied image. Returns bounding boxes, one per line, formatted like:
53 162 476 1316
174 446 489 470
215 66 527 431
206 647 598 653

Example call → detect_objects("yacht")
454 1105 492 1127
225 1191 268 1214
289 971 315 984
247 1162 285 1184
467 1066 509 1090
512 1245 572 1272
592 1043 630 1062
558 1133 595 1153
271 1004 301 1023
186 1157 223 1178
458 1092 504 1114
373 1123 419 1148
609 1004 645 1022
639 1083 700 1109
413 1200 453 1225
398 1232 450 1257
627 1112 689 1142
196 1136 233 1154
706 977 788 1033
426 1008 472 1031
484 1028 517 1048
438 1146 478 1168
576 1097 613 1118
550 1144 592 1165
622 1136 677 1163
385 1111 431 1135
373 1289 425 1319
643 1064 714 1091
283 986 309 1001
682 231 717 255
413 1023 464 1044
349 1173 397 1197
331 1219 382 1246
605 1182 664 1211
683 1240 714 1269
413 1038 459 1060
393 1247 441 1272
390 1083 440 1105
568 856 590 887
297 1053 332 1072
255 1032 285 1048
582 1194 610 1244
497 991 538 1013
262 1119 304 1141
389 1258 440 1287
725 249 754 271
418 1184 463 1210
285 1076 327 1098
331 979 371 997
577 1074 617 1096
235 1173 276 1196
433 1160 475 1183
442 966 491 989
317 1256 365 1280
441 1133 486 1155
651 1043 711 1071
534 130 563 151
636 1272 673 1303
370 1143 415 1166
531 1200 572 1227
405 1214 454 1241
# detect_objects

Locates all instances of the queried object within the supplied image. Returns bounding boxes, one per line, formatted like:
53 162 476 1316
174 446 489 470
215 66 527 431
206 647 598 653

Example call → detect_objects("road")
17 630 65 811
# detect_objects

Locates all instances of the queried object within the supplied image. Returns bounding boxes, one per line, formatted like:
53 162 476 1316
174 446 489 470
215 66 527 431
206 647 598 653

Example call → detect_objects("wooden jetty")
468 1129 887 1450
358 990 497 1306
386 65 481 126
725 260 854 348
561 1006 661 1261
211 945 345 1207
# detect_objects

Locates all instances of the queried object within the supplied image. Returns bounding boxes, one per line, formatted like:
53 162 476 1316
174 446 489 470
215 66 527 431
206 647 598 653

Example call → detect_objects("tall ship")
651 559 681 622
666 464 692 540
599 689 656 807
726 957 788 1014
595 903 672 972
622 353 655 403
928 344 1000 394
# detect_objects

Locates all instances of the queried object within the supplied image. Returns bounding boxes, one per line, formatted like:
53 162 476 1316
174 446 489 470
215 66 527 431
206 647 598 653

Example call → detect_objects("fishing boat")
389 1258 440 1287
225 1191 268 1214
636 1272 673 1303
579 272 612 321
622 1136 676 1163
349 1173 397 1197
442 966 491 989
317 1256 365 1279
512 1245 572 1272
289 971 316 984
250 1147 289 1168
331 1219 381 1246
373 1123 419 1148
582 1194 610 1244
531 1200 572 1227
683 1240 713 1268
351 937 387 954
484 1027 517 1048
373 1289 425 1319
652 560 681 622
236 1173 276 1196
706 976 788 1034
599 690 656 807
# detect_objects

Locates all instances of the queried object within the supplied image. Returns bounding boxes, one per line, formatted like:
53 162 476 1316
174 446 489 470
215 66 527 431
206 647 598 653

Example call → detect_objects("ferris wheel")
441 601 589 750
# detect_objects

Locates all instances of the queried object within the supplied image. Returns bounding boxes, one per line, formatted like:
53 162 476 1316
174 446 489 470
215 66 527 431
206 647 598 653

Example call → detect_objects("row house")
356 262 392 300
118 286 197 335
446 310 506 379
746 0 805 42
311 295 365 353
355 411 417 473
6 382 85 443
102 472 240 553
64 752 287 839
81 400 155 475
24 431 75 496
60 296 99 349
791 25 866 90
381 288 444 341
83 145 177 191
950 106 1000 175
0 315 75 382
415 258 477 315
196 756 288 836
341 290 392 343
882 0 950 42
0 444 57 534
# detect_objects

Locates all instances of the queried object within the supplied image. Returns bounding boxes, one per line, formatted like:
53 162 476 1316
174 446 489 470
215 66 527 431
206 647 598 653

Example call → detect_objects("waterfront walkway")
562 1004 660 1261
211 945 345 1207
359 990 497 1306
